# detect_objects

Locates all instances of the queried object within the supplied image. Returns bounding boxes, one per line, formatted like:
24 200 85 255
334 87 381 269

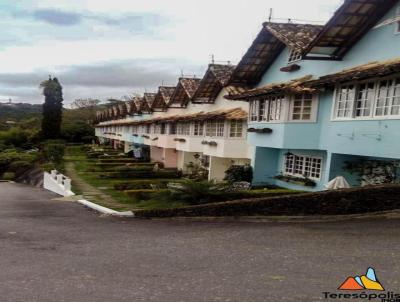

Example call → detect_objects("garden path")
64 162 131 211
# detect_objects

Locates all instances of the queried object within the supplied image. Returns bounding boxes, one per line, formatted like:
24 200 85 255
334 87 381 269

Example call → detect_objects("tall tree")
40 77 63 139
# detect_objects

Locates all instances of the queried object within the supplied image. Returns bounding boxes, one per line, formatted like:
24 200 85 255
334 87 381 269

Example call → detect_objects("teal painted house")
226 0 400 191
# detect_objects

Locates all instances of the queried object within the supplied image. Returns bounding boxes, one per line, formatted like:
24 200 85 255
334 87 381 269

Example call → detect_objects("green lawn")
64 145 300 212
64 145 186 211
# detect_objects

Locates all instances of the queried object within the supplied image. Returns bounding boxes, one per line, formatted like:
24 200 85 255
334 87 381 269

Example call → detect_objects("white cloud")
0 0 343 103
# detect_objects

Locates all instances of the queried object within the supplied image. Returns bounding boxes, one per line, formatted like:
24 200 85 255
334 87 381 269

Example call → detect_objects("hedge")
97 158 140 164
133 184 400 218
99 169 182 179
124 189 169 201
114 179 186 190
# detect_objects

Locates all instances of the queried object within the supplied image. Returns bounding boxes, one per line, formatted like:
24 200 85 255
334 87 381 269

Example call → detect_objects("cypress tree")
40 76 63 139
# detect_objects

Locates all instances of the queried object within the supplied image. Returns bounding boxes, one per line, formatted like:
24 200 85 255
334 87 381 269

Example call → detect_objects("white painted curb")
77 199 134 217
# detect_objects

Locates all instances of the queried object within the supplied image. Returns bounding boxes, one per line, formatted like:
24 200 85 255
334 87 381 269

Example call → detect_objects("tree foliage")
40 77 63 139
71 98 101 109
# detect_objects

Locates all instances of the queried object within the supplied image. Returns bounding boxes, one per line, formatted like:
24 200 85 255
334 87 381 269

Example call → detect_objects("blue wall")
249 2 400 160
258 3 400 86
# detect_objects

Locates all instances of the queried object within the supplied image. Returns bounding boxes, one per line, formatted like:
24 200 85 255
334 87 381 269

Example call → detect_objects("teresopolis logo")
323 268 400 301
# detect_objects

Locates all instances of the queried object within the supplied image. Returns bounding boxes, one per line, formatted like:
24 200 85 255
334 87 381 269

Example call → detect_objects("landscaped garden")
64 144 301 211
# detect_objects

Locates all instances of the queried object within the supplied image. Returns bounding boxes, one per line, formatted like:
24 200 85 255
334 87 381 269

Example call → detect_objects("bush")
0 149 38 175
113 165 154 172
134 184 400 218
97 158 139 163
99 169 182 179
42 141 65 164
124 189 169 201
224 165 253 183
1 172 16 180
114 179 185 191
0 127 31 148
151 179 230 205
61 122 94 143
7 160 32 174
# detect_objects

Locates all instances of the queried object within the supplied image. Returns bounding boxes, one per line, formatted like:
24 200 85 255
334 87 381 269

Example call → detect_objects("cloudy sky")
0 0 342 105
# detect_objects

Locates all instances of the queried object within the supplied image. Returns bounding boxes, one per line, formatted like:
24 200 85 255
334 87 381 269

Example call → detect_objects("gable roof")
139 93 155 113
118 103 128 117
152 86 176 111
192 64 236 103
304 0 399 60
169 77 201 108
228 22 323 86
225 75 316 100
126 98 139 115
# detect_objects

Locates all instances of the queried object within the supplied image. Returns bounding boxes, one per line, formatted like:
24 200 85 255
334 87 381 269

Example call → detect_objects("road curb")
142 210 400 223
76 199 134 217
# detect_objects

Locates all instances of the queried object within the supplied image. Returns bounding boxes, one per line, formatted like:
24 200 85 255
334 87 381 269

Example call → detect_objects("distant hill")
0 103 42 131
0 103 42 120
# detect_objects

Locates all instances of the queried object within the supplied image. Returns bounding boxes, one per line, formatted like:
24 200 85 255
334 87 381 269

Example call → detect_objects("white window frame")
283 154 323 181
229 120 244 138
249 96 285 123
249 100 258 122
169 123 177 135
205 120 225 138
193 121 204 136
332 75 400 121
177 122 191 136
288 48 302 64
289 94 316 122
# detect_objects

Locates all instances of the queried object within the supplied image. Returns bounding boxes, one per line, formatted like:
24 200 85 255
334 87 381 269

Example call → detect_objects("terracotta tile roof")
126 98 139 114
304 0 399 59
308 58 400 87
180 78 201 98
140 93 155 112
143 93 156 107
209 64 236 86
265 22 323 51
118 103 128 117
192 64 236 103
229 22 323 86
96 107 248 127
225 75 316 100
152 86 176 111
169 77 201 107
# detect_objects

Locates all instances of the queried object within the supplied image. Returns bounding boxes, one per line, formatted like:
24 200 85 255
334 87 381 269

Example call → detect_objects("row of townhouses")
95 0 400 191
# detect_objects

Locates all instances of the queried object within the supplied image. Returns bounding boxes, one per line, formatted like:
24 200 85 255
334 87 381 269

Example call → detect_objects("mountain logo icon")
338 268 384 291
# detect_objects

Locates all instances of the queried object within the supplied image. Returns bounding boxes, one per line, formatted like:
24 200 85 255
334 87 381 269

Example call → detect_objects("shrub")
1 172 16 180
42 141 65 164
123 189 168 201
113 165 154 172
134 184 400 218
0 127 31 148
7 160 32 174
97 158 139 164
114 179 185 190
99 169 182 179
224 165 253 183
151 179 230 205
0 149 38 175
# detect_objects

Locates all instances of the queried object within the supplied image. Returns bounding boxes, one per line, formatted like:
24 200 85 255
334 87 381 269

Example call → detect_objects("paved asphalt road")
0 182 399 302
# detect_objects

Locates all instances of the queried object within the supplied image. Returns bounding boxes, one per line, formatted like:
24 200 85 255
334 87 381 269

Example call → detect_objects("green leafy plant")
224 165 253 183
152 179 230 205
42 141 65 164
